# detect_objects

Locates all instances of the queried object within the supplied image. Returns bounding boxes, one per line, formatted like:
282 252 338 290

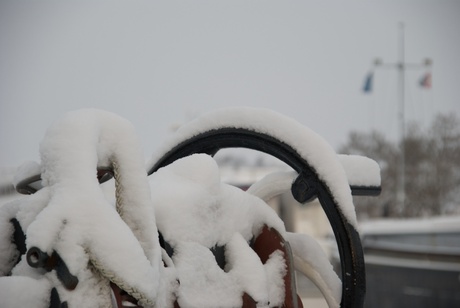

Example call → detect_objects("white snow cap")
337 154 381 187
0 276 51 308
151 154 286 247
150 106 358 227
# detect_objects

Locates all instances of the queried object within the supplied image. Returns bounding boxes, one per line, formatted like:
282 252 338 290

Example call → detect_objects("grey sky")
1 1 459 168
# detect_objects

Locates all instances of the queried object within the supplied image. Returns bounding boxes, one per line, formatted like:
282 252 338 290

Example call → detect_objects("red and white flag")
419 72 432 89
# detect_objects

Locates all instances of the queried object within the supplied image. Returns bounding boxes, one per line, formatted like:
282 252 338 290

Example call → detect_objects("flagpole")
397 22 406 212
365 23 432 215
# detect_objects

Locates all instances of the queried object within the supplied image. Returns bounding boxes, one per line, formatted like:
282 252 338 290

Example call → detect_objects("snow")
0 276 51 307
150 154 287 307
0 187 51 276
149 107 358 227
150 154 286 247
0 107 369 307
337 154 380 188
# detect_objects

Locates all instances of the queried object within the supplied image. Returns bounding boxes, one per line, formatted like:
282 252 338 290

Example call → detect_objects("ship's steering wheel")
148 119 366 308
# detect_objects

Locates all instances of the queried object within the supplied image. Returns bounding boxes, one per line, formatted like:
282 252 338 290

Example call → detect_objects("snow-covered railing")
0 107 381 308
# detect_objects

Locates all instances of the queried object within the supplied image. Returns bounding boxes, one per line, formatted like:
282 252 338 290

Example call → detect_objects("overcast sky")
1 1 459 168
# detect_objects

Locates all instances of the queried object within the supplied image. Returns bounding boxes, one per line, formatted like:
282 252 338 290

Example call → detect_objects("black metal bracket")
9 218 27 267
27 247 79 290
49 287 68 308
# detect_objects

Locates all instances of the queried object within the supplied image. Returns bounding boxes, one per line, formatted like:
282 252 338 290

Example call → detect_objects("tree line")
339 113 460 219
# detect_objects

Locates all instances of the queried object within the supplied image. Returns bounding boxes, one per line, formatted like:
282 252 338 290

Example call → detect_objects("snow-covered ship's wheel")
148 108 369 308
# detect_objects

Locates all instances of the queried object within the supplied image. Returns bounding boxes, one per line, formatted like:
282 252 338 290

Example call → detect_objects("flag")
419 72 432 89
363 72 373 93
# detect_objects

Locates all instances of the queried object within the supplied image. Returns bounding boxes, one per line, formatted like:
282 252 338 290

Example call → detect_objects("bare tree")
427 114 460 214
339 113 460 219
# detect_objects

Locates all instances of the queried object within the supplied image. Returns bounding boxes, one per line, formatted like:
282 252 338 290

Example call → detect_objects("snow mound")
150 154 288 307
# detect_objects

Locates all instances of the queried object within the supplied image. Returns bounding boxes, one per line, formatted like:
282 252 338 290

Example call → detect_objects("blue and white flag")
363 72 373 93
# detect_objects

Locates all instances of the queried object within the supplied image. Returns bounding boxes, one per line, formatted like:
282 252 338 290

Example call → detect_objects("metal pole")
368 23 432 216
397 22 406 212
